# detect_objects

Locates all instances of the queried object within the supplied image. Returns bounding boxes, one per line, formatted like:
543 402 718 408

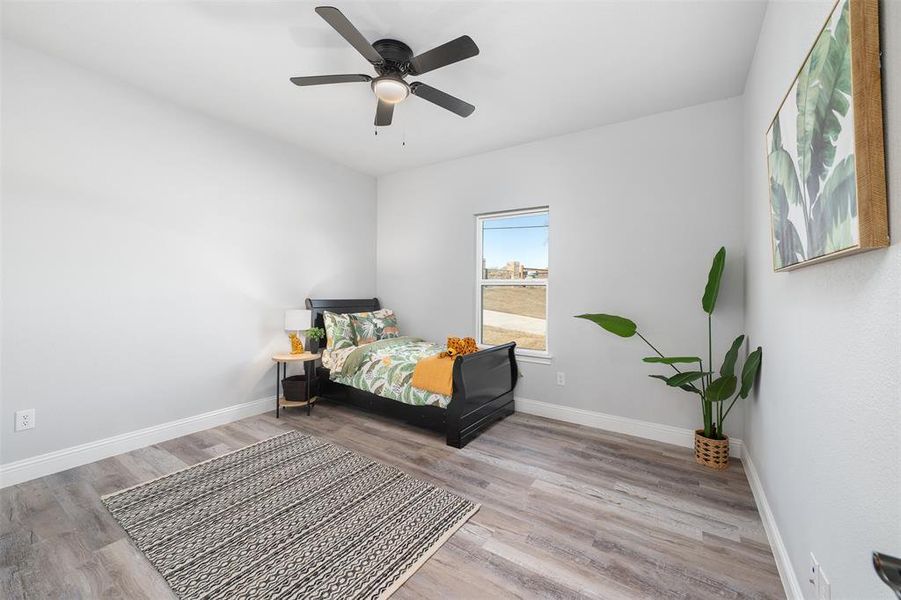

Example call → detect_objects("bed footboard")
446 342 518 448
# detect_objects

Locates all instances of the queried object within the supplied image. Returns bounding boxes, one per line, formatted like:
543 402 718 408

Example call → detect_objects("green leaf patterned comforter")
327 337 452 408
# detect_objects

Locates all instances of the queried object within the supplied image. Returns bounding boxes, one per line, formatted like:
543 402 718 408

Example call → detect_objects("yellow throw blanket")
411 354 455 396
411 337 479 396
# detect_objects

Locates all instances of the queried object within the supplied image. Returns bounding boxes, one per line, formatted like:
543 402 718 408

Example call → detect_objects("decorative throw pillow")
323 311 356 350
350 309 400 345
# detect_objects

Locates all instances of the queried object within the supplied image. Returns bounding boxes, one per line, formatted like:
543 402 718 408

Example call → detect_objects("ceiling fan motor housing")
372 39 414 76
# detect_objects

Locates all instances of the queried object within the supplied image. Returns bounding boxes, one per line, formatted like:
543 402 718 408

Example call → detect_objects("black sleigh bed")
305 298 518 448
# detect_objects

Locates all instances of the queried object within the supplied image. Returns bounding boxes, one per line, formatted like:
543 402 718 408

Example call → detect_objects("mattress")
322 337 452 409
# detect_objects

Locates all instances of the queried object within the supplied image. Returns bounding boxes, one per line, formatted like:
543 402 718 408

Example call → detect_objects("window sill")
515 353 552 365
478 344 552 365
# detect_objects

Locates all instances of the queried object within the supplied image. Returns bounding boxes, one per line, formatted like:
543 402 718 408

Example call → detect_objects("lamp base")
288 332 304 354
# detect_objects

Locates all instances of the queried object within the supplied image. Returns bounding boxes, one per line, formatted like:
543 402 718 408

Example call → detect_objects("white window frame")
475 207 550 360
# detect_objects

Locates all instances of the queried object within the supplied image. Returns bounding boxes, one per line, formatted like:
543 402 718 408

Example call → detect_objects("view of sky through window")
482 212 548 270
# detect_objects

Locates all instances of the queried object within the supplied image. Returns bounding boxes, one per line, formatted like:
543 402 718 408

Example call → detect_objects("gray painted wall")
0 41 377 464
5 9 899 598
741 1 901 597
377 97 746 437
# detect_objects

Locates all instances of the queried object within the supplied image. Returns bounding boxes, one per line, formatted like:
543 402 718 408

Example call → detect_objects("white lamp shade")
284 309 311 332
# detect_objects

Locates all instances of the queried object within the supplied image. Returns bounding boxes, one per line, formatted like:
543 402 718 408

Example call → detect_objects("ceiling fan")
290 6 479 127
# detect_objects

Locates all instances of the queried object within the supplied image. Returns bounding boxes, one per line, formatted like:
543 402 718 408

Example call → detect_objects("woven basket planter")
694 430 729 470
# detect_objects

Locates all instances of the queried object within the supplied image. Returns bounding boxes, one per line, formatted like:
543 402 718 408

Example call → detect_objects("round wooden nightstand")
271 352 321 417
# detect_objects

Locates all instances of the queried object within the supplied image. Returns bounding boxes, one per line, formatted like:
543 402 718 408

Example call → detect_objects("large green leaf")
720 335 746 377
740 347 763 398
706 375 737 402
702 247 726 314
812 154 857 254
824 211 855 253
770 175 806 268
770 113 783 152
665 371 709 388
796 0 852 250
768 114 808 268
649 374 697 393
643 356 702 365
768 147 804 209
575 314 637 337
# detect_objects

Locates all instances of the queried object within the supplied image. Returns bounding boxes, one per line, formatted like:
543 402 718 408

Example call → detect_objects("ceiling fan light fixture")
372 76 410 104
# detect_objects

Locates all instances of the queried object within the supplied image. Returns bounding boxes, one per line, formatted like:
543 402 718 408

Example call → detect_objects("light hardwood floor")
1 402 784 599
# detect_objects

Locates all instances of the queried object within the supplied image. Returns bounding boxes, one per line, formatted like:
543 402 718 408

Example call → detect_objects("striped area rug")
102 430 479 599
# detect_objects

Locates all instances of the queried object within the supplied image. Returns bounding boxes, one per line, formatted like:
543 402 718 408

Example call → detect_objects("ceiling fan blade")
375 99 394 126
315 6 384 65
409 35 479 75
290 74 372 86
410 82 475 118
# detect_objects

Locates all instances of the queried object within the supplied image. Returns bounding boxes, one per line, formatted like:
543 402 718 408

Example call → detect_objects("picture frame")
765 0 888 272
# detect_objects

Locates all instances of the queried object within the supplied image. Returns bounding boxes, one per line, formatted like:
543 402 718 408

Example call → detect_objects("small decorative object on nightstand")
305 326 326 349
284 309 312 354
272 352 321 417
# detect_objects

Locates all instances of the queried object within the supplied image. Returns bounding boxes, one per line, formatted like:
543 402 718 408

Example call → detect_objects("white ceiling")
2 1 767 176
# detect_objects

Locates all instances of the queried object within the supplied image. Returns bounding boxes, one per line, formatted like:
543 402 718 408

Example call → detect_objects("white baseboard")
742 449 803 600
514 397 744 458
0 396 272 488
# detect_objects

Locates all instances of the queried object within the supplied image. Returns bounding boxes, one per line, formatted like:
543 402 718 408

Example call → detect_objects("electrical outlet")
556 372 566 386
15 409 35 432
809 553 821 596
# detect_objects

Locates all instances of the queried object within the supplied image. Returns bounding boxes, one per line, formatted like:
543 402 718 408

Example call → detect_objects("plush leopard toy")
440 336 479 359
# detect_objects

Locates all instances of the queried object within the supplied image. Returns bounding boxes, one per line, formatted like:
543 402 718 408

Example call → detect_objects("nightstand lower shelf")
278 396 318 409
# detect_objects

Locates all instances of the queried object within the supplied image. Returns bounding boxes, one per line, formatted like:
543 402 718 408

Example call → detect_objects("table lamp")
284 309 312 354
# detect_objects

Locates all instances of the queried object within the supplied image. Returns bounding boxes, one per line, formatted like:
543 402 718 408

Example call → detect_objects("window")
476 208 549 356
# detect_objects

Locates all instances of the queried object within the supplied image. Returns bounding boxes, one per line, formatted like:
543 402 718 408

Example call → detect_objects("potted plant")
304 326 326 350
575 247 762 470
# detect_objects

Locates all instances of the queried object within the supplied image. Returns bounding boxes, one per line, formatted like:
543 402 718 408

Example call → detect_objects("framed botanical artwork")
765 0 888 271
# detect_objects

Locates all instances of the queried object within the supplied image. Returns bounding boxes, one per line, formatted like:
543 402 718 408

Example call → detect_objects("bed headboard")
304 298 380 353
